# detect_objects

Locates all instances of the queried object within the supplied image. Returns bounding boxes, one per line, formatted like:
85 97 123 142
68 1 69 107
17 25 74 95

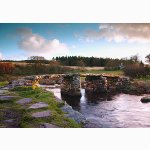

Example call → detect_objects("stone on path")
0 95 18 101
17 98 32 104
1 87 10 90
32 110 51 118
0 90 9 95
41 123 59 128
141 97 150 103
4 119 14 123
29 102 48 109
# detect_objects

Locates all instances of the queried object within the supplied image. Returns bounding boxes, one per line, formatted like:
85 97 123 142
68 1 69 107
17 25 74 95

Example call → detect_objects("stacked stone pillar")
85 75 108 94
61 74 81 96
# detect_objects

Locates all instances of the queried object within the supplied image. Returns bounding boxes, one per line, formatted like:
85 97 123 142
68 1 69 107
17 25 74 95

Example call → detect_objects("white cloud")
0 52 2 60
17 28 69 58
83 24 150 43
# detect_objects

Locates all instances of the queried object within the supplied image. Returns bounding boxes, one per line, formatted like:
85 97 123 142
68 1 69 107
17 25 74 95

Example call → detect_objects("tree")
130 54 139 63
145 54 150 64
28 56 45 60
77 60 85 71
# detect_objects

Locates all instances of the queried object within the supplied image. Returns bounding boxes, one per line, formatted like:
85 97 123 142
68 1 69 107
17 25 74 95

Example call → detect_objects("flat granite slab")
0 87 10 90
0 95 18 101
0 90 9 95
17 98 32 104
29 102 48 109
32 110 51 118
41 123 59 128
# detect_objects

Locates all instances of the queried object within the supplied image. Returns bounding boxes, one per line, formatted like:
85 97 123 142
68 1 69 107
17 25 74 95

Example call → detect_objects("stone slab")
29 102 48 109
1 87 10 90
0 95 18 101
4 119 14 123
41 123 59 128
0 90 8 95
17 98 32 104
32 110 51 118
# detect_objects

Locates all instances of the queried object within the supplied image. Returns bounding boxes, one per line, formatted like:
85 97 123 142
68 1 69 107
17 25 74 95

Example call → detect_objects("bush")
104 66 120 71
12 63 67 75
0 62 15 74
123 64 150 78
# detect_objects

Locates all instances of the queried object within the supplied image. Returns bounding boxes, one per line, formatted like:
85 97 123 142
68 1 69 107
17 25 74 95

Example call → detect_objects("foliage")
145 54 150 64
54 56 140 67
0 62 15 74
123 64 150 78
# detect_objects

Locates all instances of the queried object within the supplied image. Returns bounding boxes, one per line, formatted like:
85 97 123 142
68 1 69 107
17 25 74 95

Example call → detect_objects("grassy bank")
65 69 124 76
0 81 9 87
0 86 80 128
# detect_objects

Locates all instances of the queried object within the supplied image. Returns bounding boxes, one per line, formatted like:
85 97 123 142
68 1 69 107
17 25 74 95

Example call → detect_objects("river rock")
29 102 48 109
61 104 87 124
17 98 32 104
84 122 100 128
40 123 59 128
32 110 51 118
141 97 150 103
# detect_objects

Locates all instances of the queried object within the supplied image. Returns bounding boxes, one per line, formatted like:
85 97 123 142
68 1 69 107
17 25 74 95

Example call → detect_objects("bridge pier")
85 75 108 94
61 74 81 96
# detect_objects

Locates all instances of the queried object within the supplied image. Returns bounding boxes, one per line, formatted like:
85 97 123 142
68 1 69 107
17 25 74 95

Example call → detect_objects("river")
47 87 150 128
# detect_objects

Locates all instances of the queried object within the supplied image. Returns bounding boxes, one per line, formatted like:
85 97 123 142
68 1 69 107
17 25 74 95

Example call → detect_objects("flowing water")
47 87 150 128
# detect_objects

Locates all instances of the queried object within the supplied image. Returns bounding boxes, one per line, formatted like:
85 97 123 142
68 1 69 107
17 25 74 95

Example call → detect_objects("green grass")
0 81 9 87
135 77 150 81
11 86 81 128
66 69 124 76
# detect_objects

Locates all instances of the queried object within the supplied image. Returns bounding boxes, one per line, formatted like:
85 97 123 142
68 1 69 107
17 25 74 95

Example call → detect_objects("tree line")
54 55 145 67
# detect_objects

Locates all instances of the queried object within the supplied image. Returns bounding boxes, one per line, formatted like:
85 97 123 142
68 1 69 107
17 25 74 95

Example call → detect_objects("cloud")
17 28 68 58
81 24 150 43
0 52 2 60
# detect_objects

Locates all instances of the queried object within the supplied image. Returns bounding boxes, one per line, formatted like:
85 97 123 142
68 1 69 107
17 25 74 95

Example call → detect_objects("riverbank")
0 85 83 128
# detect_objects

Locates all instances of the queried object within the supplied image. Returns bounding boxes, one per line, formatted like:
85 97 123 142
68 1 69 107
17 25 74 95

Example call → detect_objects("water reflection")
61 93 81 111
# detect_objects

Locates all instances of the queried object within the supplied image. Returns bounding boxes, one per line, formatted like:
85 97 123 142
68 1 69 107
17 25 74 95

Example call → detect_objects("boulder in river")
141 97 150 103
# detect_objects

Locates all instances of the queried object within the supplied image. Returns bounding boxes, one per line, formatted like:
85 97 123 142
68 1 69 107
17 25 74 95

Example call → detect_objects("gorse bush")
123 64 150 78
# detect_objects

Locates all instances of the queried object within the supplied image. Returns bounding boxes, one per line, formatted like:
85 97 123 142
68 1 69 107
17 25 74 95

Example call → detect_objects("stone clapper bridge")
12 74 131 97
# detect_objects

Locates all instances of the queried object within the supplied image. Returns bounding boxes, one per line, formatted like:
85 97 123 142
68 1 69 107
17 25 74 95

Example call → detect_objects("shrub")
123 64 150 78
0 62 15 74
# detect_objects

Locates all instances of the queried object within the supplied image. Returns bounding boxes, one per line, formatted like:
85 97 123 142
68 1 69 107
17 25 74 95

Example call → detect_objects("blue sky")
0 23 150 62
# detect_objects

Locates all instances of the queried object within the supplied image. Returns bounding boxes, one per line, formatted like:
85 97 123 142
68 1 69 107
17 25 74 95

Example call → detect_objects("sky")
0 23 150 62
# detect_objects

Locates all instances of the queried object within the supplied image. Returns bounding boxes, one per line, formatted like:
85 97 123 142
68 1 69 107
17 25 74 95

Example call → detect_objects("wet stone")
61 104 87 124
41 123 59 128
32 110 51 118
84 122 100 128
0 95 18 101
141 97 150 103
29 102 48 109
17 98 32 104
